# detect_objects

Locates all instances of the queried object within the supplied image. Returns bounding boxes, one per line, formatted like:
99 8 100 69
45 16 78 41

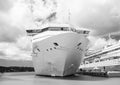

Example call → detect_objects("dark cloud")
111 34 120 41
103 32 120 41
77 0 120 36
0 0 13 12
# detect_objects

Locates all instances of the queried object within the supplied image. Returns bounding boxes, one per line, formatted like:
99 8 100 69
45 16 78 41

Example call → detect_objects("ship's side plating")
30 30 88 76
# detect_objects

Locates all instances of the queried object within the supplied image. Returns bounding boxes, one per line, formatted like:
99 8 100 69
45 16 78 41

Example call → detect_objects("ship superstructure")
80 41 120 72
26 24 89 76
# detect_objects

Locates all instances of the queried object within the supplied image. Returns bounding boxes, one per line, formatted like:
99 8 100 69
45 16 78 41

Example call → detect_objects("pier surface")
0 72 120 85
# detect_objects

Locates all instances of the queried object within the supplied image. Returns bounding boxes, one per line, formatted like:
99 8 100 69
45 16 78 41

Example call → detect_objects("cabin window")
70 28 76 32
77 43 81 46
41 28 49 32
113 56 119 59
85 61 89 64
53 42 59 46
26 30 32 33
49 27 58 31
61 28 64 30
83 31 89 34
86 31 89 34
37 48 40 52
64 27 69 31
83 31 86 34
109 57 114 60
54 47 56 49
89 61 92 63
94 58 100 62
96 60 99 62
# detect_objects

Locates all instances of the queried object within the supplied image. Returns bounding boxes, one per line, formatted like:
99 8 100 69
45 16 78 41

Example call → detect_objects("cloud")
0 0 32 60
0 0 28 42
89 37 118 50
0 0 120 40
75 0 120 36
16 36 32 51
20 0 120 36
0 0 118 36
0 42 32 60
0 0 13 12
0 0 120 60
87 36 98 48
0 21 25 42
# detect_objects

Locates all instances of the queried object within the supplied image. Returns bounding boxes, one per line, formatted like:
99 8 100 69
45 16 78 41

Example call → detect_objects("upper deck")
26 24 90 36
84 42 120 60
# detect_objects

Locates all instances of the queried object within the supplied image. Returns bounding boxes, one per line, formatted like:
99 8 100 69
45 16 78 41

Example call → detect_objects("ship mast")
29 0 39 27
68 9 79 30
68 9 71 30
29 0 34 23
30 0 34 13
68 9 71 23
108 33 112 46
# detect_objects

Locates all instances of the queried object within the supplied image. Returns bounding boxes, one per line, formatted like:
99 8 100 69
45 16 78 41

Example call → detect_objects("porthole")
77 47 79 49
83 31 86 34
79 48 83 51
37 48 40 52
77 43 81 46
50 48 52 50
53 42 59 46
54 47 56 49
61 28 64 30
33 46 40 54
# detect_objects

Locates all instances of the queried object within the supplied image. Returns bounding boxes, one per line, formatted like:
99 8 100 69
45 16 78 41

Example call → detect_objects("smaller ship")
80 40 120 72
26 24 89 76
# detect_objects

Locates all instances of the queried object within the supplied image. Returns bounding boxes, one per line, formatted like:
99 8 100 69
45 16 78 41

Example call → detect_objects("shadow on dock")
35 74 108 81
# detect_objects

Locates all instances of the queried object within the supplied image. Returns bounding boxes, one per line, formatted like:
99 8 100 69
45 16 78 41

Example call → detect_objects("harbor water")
0 72 120 85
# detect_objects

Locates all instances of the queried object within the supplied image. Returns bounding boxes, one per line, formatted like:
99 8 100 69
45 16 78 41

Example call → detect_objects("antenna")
30 0 34 14
68 9 71 22
29 0 34 26
68 8 72 30
68 9 78 29
108 33 111 40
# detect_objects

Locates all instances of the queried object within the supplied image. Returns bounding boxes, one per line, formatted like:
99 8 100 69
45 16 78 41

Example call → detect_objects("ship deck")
0 72 120 85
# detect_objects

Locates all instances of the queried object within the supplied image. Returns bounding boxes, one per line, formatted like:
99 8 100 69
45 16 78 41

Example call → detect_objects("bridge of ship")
26 26 89 36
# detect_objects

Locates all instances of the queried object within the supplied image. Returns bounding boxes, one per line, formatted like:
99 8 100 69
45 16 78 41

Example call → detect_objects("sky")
0 0 120 60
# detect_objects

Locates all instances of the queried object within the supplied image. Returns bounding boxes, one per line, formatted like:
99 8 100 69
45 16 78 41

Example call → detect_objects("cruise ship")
26 24 89 76
80 41 120 72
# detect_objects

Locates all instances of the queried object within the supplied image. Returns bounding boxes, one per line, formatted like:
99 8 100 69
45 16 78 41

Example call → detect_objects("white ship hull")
80 59 120 72
31 31 88 76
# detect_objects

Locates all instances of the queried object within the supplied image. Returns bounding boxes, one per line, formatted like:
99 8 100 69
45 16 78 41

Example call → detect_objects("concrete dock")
78 71 120 77
0 72 120 85
107 71 120 77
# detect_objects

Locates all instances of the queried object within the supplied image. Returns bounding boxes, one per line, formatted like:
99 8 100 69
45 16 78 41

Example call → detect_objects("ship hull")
80 58 120 72
32 31 88 76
